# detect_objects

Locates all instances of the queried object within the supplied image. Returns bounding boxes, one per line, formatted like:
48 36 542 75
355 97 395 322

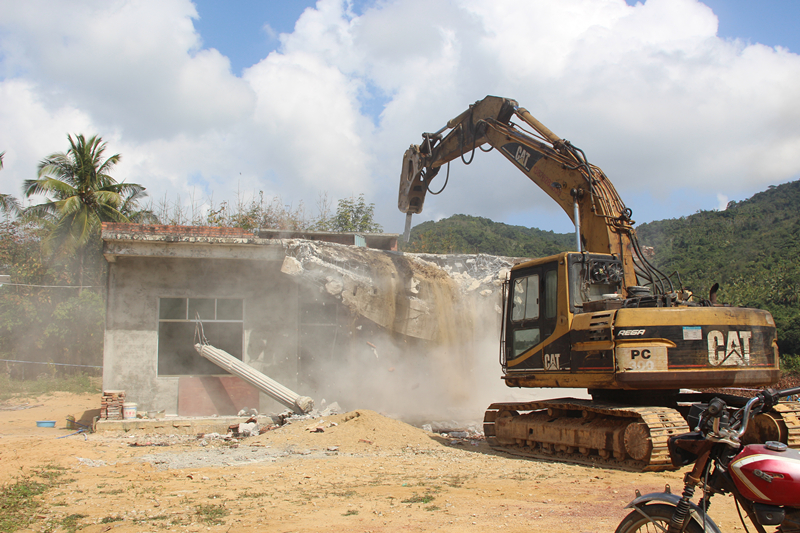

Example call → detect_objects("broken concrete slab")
280 240 519 342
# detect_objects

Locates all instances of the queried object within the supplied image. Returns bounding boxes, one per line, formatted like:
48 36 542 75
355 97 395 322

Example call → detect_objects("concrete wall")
103 256 300 415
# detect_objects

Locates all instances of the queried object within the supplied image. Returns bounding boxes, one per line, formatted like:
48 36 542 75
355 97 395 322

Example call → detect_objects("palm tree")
24 134 146 288
0 151 21 217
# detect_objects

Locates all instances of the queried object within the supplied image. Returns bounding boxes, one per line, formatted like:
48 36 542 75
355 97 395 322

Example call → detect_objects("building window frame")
157 297 244 376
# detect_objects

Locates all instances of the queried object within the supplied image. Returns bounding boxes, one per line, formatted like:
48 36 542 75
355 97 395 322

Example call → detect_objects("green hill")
636 179 800 359
402 214 574 257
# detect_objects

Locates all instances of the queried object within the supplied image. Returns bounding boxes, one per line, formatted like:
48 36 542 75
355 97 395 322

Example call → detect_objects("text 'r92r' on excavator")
398 96 799 471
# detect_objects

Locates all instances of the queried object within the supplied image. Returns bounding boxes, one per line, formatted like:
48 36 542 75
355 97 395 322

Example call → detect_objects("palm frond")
67 208 93 245
93 190 124 210
0 193 20 217
23 201 61 220
109 182 145 195
96 203 130 223
24 175 78 198
56 195 85 216
120 186 148 205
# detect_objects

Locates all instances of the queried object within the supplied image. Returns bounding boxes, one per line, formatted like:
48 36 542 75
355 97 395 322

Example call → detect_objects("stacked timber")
101 390 125 420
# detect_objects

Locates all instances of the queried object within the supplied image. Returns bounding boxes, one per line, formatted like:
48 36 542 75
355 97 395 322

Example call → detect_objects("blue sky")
190 0 800 232
191 1 317 75
699 0 800 51
1 0 800 234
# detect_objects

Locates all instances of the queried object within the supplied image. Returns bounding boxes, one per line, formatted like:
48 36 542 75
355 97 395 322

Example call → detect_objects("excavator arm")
399 95 647 293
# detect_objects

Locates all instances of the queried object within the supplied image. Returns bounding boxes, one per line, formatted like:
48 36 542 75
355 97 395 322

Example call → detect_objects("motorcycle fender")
625 491 722 533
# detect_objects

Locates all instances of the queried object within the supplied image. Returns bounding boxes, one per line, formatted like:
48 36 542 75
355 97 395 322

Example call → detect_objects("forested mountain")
402 214 574 257
637 180 800 359
401 180 800 358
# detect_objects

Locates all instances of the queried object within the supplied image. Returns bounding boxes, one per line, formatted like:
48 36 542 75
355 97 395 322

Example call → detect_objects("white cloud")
716 193 729 211
0 80 96 202
1 0 799 232
0 0 254 139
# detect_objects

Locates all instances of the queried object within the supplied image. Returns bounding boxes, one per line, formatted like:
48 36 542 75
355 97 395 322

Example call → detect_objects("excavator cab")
569 255 625 311
502 252 624 377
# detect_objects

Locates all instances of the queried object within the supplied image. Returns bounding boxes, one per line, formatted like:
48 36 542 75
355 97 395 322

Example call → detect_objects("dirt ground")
0 393 750 533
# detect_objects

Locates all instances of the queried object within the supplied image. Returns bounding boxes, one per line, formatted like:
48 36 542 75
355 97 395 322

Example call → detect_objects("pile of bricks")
101 390 125 420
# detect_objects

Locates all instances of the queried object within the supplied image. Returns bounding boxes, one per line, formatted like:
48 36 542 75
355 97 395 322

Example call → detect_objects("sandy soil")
0 393 749 533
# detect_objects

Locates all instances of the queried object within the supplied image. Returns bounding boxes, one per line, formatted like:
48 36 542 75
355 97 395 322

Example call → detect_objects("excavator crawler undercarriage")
484 399 800 471
484 399 689 471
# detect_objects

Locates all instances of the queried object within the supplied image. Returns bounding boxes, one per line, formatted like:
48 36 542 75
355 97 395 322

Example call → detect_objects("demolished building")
101 223 516 420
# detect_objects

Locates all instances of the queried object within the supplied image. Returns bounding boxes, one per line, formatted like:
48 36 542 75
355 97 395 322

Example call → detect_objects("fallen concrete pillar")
194 343 314 414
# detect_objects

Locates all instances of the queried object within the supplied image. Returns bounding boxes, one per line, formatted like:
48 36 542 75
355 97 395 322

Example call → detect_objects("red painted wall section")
177 376 260 416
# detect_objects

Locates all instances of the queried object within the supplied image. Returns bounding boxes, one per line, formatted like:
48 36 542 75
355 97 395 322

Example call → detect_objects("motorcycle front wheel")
615 503 706 533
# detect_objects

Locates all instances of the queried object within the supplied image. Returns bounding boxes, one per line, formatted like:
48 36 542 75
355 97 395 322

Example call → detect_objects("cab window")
513 329 541 357
545 270 557 319
512 274 539 321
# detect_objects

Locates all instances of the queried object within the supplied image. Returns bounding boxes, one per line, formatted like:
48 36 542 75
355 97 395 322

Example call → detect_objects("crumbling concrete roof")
101 223 398 249
101 222 273 262
256 228 398 250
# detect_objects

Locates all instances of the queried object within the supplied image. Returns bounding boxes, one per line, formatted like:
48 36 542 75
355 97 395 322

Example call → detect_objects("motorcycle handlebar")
735 396 763 439
761 386 800 410
781 386 800 397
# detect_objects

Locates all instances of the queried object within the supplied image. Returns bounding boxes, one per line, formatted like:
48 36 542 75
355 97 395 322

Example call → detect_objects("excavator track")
483 399 689 472
776 401 800 447
754 401 800 448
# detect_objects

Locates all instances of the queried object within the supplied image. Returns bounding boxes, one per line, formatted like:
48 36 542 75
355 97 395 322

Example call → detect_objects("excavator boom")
399 96 639 291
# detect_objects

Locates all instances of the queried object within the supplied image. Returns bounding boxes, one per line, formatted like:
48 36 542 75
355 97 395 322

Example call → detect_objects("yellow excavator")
399 96 799 471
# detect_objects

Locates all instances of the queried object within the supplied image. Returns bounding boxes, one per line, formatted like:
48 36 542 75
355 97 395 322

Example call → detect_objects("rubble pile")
131 409 477 471
248 408 444 454
409 253 515 297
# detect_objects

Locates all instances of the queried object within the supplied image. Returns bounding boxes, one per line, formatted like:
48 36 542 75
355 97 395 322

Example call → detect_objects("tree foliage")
0 135 148 376
330 194 382 233
0 151 21 218
0 220 105 375
210 193 312 230
152 191 383 234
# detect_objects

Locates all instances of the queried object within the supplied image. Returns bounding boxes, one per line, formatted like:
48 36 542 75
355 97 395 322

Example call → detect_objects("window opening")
157 298 244 376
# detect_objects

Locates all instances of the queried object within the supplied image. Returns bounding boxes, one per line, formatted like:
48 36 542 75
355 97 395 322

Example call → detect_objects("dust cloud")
280 244 587 426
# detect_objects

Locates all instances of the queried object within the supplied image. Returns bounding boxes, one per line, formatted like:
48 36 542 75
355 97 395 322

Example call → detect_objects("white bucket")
123 402 138 420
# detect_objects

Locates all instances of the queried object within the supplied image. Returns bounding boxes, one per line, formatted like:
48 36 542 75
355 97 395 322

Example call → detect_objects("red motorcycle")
616 386 800 533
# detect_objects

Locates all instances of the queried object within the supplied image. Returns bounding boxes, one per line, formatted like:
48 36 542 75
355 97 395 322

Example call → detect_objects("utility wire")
0 358 102 369
0 283 102 288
